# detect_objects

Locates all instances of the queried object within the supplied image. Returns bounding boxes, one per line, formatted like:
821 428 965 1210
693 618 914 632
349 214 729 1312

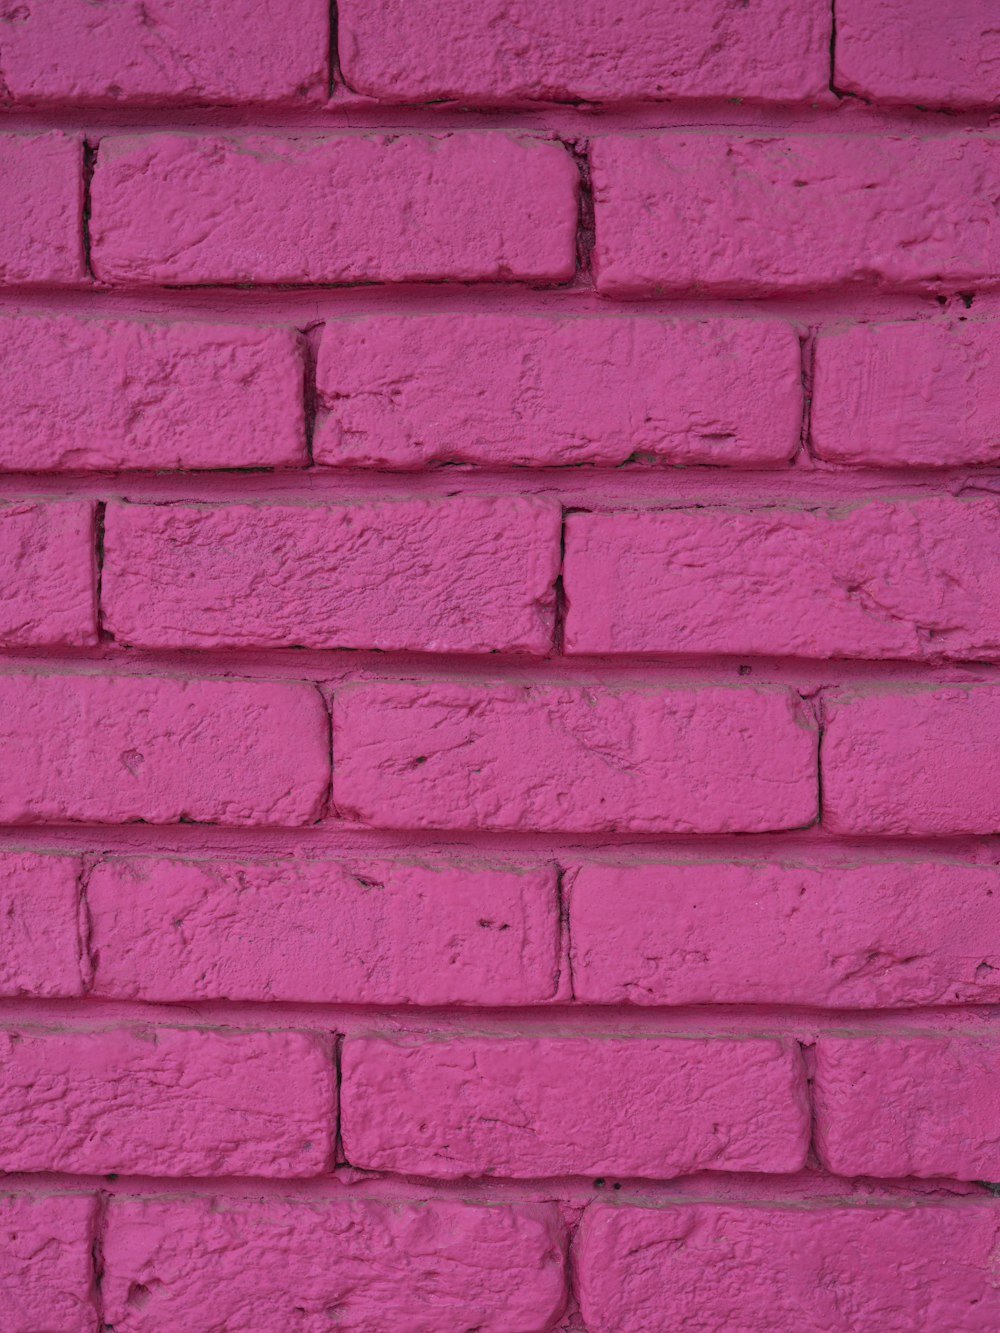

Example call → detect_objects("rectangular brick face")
0 502 96 647
0 1193 99 1333
341 1035 810 1178
90 133 579 286
0 852 83 999
0 133 83 285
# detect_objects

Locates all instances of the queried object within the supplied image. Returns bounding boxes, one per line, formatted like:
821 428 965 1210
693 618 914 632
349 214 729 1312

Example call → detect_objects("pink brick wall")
1 4 998 1329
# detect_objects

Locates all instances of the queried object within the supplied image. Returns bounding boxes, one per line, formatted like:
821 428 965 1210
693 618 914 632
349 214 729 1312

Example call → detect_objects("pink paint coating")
0 851 83 999
0 132 83 285
0 501 96 647
0 1193 99 1333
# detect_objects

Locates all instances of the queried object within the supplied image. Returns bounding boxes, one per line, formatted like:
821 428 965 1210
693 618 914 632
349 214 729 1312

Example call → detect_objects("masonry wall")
1 3 1000 1330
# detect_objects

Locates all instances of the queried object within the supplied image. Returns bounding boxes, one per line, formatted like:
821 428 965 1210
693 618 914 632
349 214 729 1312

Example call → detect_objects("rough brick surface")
0 502 96 646
88 855 559 1005
315 314 802 468
591 134 1000 297
0 0 328 106
103 1195 566 1332
333 682 818 833
0 313 305 471
815 1036 1000 1181
90 133 579 286
0 852 83 998
812 320 1000 468
341 1035 809 1178
0 1192 98 1333
564 499 1000 660
823 686 1000 835
338 0 830 103
0 132 82 285
835 0 1000 108
0 672 329 826
102 496 561 652
577 1202 1000 1333
569 859 1000 1008
0 1026 335 1177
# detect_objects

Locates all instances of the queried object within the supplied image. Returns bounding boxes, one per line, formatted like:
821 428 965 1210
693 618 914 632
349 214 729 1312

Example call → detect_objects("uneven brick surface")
0 132 83 285
0 502 96 646
0 851 83 998
0 1193 99 1333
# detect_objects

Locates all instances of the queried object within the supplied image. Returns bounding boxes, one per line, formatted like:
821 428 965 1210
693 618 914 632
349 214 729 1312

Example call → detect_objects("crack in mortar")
553 864 576 1001
562 138 594 282
93 500 109 645
75 853 103 993
298 321 324 465
797 328 817 463
81 139 98 282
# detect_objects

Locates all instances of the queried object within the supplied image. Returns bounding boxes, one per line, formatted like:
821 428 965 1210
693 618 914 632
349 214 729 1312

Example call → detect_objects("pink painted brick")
103 1195 566 1332
332 682 818 833
823 686 1000 835
569 859 1000 1008
0 502 95 646
89 855 559 1005
0 851 83 998
591 134 1000 297
341 1034 809 1179
102 496 561 653
91 133 578 286
338 0 830 103
0 671 329 826
812 320 1000 468
0 313 305 470
0 1026 335 1177
577 1202 1000 1333
315 315 802 469
815 1035 1000 1181
836 0 1000 108
0 0 328 106
564 498 1000 660
0 1192 98 1333
0 132 82 285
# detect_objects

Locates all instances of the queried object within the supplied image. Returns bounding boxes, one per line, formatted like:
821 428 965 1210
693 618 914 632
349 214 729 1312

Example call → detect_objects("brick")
91 133 578 286
0 1192 98 1333
591 134 1000 297
815 1035 1000 1181
0 132 82 285
569 859 1000 1008
835 0 1000 108
102 1195 566 1332
332 681 818 833
0 0 328 106
0 671 329 826
812 320 1000 468
339 0 830 103
577 1201 1000 1333
341 1034 809 1179
0 851 83 998
564 499 1000 660
0 502 95 646
823 686 1000 835
89 855 559 1005
0 1026 334 1177
315 314 802 469
0 313 305 470
102 496 561 653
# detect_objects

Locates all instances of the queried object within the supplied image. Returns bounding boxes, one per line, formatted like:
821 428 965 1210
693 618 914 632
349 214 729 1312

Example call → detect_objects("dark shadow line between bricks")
81 139 98 282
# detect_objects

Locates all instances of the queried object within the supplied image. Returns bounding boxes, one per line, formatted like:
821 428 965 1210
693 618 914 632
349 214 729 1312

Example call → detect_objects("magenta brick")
570 859 1000 1008
564 499 1000 660
0 502 95 646
591 134 1000 297
103 1195 565 1332
0 851 83 998
0 133 82 285
835 0 1000 108
577 1202 1000 1333
332 681 818 833
89 855 559 1005
1 0 328 106
338 0 830 103
0 671 329 826
812 320 1000 468
91 133 578 286
0 313 305 470
102 496 561 653
823 686 1000 835
0 1026 334 1178
815 1035 1000 1181
315 314 802 469
0 1192 98 1333
341 1034 809 1179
